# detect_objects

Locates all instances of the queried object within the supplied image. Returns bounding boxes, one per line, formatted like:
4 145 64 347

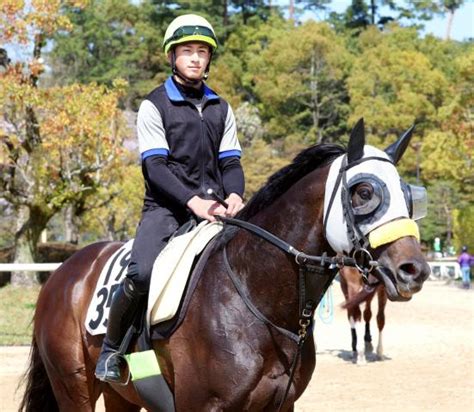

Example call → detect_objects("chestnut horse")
20 120 430 411
339 266 388 363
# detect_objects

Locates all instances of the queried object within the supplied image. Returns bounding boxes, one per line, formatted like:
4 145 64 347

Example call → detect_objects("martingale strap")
222 247 300 343
216 216 346 412
221 234 337 342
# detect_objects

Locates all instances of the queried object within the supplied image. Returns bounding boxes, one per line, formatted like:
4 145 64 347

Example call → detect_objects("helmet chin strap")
171 50 212 86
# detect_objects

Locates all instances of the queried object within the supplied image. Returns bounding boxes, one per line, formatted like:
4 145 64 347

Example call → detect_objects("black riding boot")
95 277 144 382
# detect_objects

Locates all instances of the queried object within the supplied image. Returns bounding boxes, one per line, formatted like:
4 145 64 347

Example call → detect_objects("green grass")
0 284 40 345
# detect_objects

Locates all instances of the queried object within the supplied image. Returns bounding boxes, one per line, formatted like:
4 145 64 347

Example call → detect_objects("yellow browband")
368 218 420 249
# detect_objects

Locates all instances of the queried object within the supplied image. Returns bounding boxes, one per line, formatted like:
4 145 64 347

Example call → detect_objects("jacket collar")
164 76 219 102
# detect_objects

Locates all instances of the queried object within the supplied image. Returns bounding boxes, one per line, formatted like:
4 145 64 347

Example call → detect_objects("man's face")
171 42 211 83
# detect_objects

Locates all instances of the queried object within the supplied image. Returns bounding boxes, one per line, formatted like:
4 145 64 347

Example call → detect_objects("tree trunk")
445 9 455 40
223 0 228 26
64 205 79 244
106 214 116 241
11 203 55 286
310 51 322 143
370 0 376 25
11 205 37 286
289 0 294 21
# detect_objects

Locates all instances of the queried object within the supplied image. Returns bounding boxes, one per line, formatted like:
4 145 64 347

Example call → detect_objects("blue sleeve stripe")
141 148 169 160
218 149 241 159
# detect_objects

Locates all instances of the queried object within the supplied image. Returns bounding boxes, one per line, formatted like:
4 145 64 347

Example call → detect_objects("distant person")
457 246 472 289
433 237 442 258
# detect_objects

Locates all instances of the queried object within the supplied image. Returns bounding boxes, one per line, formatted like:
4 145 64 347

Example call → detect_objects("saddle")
85 220 224 411
86 220 223 337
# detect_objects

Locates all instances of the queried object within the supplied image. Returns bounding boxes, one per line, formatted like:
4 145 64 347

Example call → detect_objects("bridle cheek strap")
368 218 420 249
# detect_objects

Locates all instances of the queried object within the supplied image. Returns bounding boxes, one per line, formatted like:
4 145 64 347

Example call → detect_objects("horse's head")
323 119 430 301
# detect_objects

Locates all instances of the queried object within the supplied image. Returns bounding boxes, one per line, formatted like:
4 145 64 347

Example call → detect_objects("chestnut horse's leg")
31 242 124 411
363 293 375 356
103 387 141 411
340 269 360 362
376 287 388 359
37 321 102 411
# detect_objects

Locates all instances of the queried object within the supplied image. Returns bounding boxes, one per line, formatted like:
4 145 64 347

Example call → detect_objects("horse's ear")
347 118 365 164
385 125 415 165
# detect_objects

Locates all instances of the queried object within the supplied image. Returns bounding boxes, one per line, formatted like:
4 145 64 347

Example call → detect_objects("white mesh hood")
323 145 410 254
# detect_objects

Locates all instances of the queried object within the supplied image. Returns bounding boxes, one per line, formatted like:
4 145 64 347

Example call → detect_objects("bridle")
212 152 390 338
210 153 387 408
323 154 395 283
210 153 407 409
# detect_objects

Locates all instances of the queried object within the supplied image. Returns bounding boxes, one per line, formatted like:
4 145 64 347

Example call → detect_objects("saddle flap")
147 221 223 326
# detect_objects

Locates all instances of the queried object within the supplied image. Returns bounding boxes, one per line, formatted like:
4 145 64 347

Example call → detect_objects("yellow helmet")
163 14 217 55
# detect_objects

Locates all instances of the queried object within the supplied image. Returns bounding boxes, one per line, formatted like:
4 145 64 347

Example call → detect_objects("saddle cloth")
85 221 223 336
147 220 222 327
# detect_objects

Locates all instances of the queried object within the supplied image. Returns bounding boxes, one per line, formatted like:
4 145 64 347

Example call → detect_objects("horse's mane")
237 143 346 221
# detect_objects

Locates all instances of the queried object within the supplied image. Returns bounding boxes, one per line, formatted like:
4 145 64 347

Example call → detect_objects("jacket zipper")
198 105 205 194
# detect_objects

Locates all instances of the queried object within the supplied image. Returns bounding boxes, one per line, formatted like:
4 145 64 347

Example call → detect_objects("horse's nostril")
399 263 420 276
396 261 423 284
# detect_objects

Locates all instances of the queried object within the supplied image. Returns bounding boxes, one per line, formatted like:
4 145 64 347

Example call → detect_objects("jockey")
95 14 245 382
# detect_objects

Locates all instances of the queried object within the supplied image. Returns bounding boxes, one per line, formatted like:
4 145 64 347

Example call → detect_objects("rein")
217 215 374 410
211 152 391 408
217 216 378 269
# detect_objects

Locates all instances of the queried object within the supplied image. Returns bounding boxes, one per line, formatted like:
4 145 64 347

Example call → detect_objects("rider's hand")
224 193 245 217
187 196 226 222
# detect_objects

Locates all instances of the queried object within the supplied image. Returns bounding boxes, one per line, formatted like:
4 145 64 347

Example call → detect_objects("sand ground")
1 280 473 411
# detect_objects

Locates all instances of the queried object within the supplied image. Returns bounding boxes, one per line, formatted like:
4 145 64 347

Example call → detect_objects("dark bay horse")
339 266 388 363
20 120 430 411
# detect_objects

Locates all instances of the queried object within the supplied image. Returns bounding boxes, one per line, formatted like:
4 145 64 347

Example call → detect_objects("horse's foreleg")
349 312 365 363
363 297 374 356
349 315 357 353
376 288 388 359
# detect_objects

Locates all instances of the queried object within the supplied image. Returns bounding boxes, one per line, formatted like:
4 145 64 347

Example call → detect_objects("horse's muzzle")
375 259 430 302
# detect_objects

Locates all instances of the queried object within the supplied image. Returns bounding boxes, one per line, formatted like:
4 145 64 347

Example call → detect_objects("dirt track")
1 281 473 411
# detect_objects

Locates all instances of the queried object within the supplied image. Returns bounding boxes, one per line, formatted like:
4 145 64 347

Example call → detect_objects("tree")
248 20 352 145
442 0 465 40
326 0 400 34
420 48 473 249
403 0 465 40
230 0 271 24
347 25 448 146
49 0 167 109
241 139 288 197
295 0 331 13
0 1 128 285
78 160 143 242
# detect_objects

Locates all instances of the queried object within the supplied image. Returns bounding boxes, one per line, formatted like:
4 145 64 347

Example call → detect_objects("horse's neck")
226 167 330 329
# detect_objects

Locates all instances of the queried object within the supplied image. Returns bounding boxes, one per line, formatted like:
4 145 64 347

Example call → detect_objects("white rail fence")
0 263 62 272
0 261 463 280
427 260 462 280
